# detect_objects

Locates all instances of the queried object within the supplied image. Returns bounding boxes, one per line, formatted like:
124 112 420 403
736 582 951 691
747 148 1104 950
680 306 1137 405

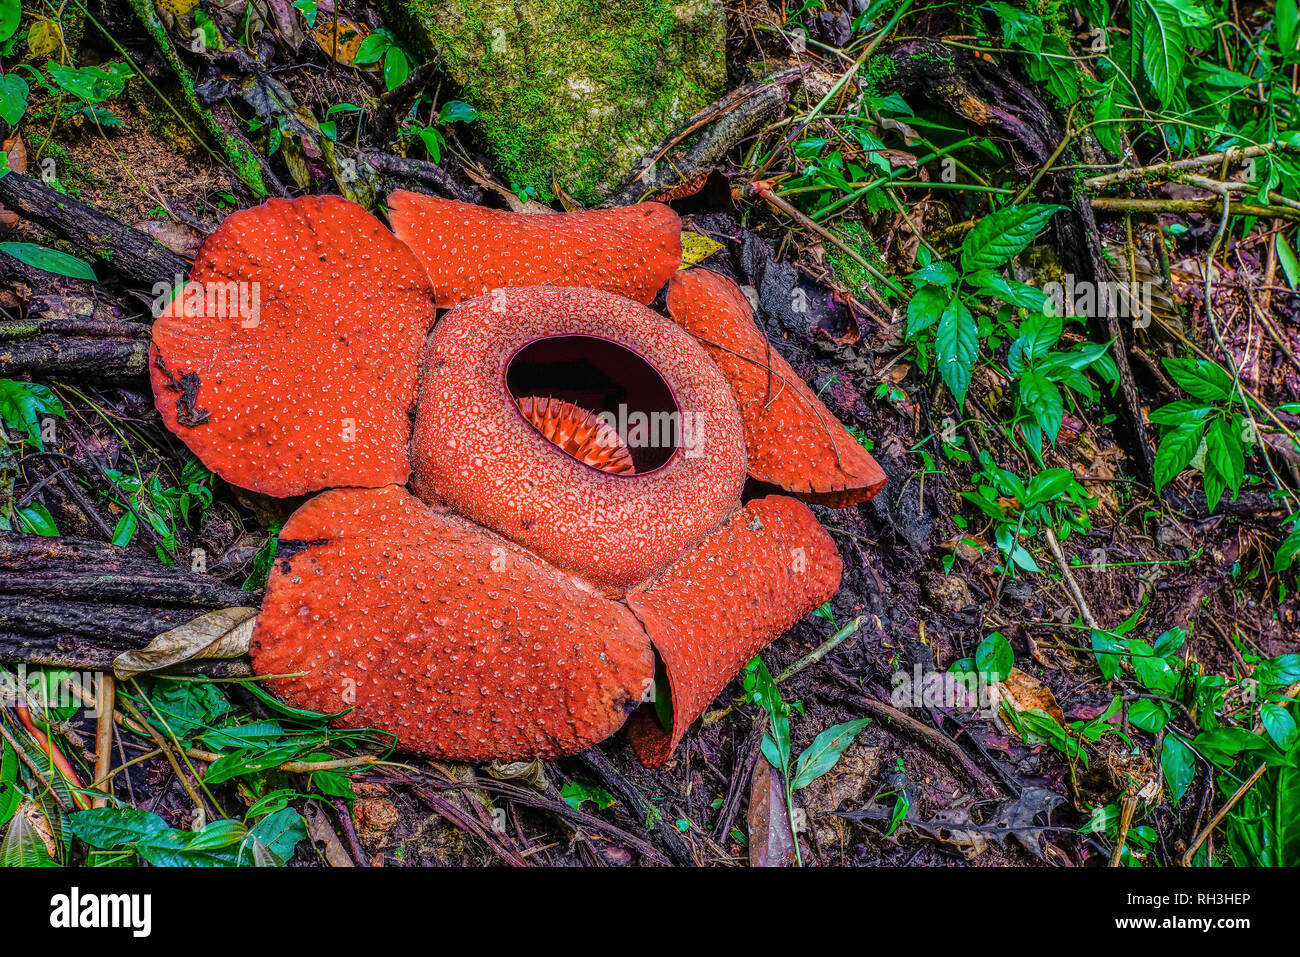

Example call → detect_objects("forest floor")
0 0 1297 868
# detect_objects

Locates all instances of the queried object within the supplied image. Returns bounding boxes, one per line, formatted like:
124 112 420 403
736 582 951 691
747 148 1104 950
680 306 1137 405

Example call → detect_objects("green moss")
385 0 725 204
826 221 888 298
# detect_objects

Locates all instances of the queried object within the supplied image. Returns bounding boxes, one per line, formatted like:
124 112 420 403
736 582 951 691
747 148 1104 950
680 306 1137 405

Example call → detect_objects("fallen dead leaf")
999 667 1066 726
112 606 257 679
747 759 796 867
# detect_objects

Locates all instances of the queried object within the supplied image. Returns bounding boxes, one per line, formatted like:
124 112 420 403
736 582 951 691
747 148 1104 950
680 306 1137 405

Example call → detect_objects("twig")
1084 143 1287 189
92 674 116 809
776 616 865 683
1044 528 1098 630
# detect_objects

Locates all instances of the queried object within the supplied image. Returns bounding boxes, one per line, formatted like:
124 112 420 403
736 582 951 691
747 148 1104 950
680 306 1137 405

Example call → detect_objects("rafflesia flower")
149 192 886 765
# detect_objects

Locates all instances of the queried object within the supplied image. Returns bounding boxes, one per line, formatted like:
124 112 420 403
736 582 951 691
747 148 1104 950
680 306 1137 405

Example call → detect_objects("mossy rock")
385 0 726 204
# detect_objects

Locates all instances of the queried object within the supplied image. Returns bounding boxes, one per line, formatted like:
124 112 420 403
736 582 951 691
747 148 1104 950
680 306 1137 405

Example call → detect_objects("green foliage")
961 451 1097 575
1150 358 1252 511
0 242 96 281
905 204 1075 413
101 460 214 561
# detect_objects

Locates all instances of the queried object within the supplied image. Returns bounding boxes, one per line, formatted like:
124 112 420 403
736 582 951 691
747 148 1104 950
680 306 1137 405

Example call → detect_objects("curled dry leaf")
747 759 796 867
112 605 258 680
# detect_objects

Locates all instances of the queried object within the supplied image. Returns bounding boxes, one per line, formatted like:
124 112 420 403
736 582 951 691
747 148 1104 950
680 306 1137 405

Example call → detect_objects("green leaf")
1134 0 1186 105
1092 629 1125 681
44 60 129 104
790 718 872 790
1016 311 1063 360
1148 399 1213 426
69 807 170 848
244 808 306 864
0 378 63 449
16 502 59 537
905 284 950 336
1261 703 1298 749
1204 417 1245 505
1280 0 1299 50
936 295 978 407
438 100 478 124
560 780 615 810
912 260 958 286
1019 368 1064 443
1153 422 1205 494
1129 698 1170 732
0 807 56 866
959 204 1065 272
1160 734 1195 805
976 632 1014 682
1278 231 1300 290
1276 523 1300 573
0 242 97 281
383 46 410 91
0 0 19 44
1163 357 1233 402
0 73 28 127
351 30 394 66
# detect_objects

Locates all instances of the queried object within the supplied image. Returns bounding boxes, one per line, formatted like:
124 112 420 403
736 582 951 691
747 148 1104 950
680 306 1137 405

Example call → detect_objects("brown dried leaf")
113 606 257 679
999 667 1066 726
747 760 796 867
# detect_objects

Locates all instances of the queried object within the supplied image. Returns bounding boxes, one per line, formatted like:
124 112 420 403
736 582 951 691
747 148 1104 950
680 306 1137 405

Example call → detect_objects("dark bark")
0 336 147 377
0 533 256 674
0 170 190 288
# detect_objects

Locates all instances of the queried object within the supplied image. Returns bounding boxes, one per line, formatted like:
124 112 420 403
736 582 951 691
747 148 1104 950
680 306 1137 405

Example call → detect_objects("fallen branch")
0 171 189 287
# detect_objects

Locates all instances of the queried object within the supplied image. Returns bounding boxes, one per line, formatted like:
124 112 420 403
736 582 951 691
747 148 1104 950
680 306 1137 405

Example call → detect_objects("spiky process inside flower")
517 396 635 475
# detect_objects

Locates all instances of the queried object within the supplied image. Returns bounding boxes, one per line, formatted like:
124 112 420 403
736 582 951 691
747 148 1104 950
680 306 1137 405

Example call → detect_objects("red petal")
250 486 655 761
387 191 681 307
150 196 436 497
666 269 886 506
623 495 843 766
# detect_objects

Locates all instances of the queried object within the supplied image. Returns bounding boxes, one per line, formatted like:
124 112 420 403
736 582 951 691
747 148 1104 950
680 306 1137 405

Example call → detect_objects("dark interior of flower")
507 335 681 473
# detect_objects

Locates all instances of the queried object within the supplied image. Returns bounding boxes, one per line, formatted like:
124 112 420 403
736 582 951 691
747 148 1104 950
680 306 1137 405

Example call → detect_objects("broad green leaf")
0 242 97 281
1148 399 1213 426
1277 0 1298 52
1153 422 1205 493
69 807 170 848
976 632 1014 681
906 284 950 336
0 378 64 449
0 73 28 126
959 204 1065 272
1134 0 1186 105
1160 734 1195 804
1276 524 1300 573
936 295 977 407
1092 629 1125 681
1277 231 1300 290
790 718 872 790
351 30 393 66
1163 359 1234 402
1128 698 1170 732
438 100 478 124
0 806 56 866
243 808 306 864
1019 369 1064 443
1204 418 1245 504
0 0 19 44
1261 703 1298 749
